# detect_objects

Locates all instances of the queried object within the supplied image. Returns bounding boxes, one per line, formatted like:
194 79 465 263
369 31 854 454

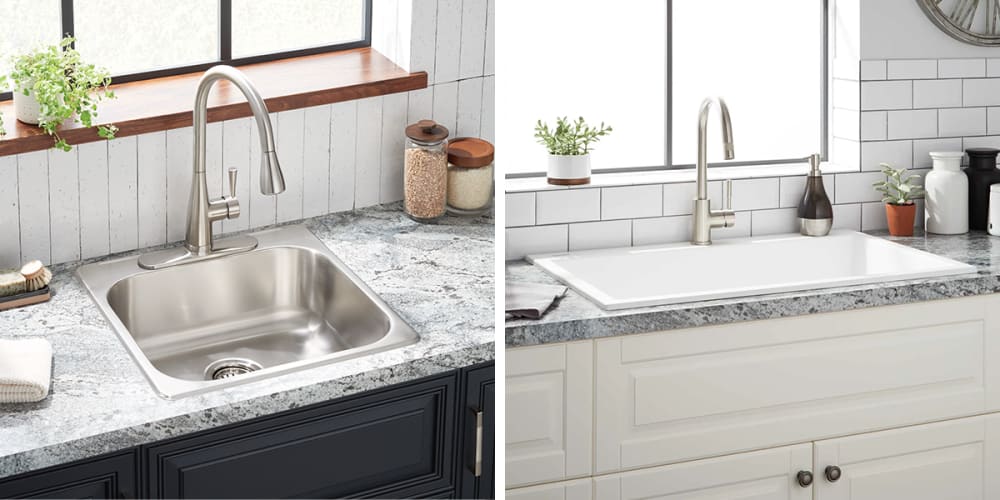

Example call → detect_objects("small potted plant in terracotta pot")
534 116 611 185
873 162 925 236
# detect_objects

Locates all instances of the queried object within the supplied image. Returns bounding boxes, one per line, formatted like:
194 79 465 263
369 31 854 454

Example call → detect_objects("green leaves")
0 36 118 149
534 116 612 155
873 162 924 205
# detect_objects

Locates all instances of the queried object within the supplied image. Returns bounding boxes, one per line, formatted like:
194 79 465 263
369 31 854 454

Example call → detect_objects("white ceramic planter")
547 154 591 185
13 84 42 125
925 151 969 234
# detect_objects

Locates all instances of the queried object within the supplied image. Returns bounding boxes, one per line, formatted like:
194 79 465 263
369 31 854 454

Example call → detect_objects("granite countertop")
506 230 1000 347
0 205 494 479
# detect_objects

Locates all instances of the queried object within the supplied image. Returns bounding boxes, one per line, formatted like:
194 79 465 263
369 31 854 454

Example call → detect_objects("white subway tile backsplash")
536 188 601 225
836 171 886 204
939 107 987 137
662 181 721 216
886 59 936 80
964 79 1000 106
434 0 462 84
989 107 1000 135
913 138 963 168
860 60 887 81
17 151 49 264
963 135 1000 150
276 109 306 223
731 178 779 211
632 216 690 246
48 149 80 264
78 142 110 260
484 0 495 75
912 79 961 108
861 140 912 172
108 137 138 254
860 111 887 141
355 96 383 208
137 132 167 248
601 185 662 220
778 174 835 208
480 75 495 142
938 58 985 78
861 201 888 231
569 220 631 251
861 81 912 110
751 208 798 236
432 81 459 138
506 225 567 261
303 105 333 218
989 59 1000 77
166 128 193 242
380 92 408 204
505 192 535 227
887 109 937 140
330 100 359 213
0 156 18 268
459 0 488 80
832 203 862 230
408 0 437 78
457 78 484 137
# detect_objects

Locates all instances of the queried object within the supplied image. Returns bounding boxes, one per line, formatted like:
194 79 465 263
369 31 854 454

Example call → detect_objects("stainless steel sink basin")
76 225 419 399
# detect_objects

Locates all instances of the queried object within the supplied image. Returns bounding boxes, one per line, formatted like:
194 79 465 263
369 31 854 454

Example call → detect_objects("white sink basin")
527 231 977 310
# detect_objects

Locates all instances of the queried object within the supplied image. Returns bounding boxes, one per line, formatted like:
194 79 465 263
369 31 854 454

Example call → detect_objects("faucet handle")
228 167 238 199
723 179 733 211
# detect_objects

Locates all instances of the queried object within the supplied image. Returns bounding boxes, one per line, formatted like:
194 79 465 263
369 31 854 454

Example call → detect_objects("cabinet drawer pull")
796 470 814 487
467 407 484 477
825 465 842 482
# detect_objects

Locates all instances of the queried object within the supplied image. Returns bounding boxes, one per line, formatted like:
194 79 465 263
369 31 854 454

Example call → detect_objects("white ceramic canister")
989 184 1000 236
925 151 969 234
547 154 591 185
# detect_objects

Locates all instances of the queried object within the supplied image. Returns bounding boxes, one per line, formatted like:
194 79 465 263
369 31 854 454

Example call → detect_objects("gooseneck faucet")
691 97 736 245
139 65 284 269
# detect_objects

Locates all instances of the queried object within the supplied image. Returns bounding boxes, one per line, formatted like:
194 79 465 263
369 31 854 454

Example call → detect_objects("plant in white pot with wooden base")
535 116 611 185
0 37 118 151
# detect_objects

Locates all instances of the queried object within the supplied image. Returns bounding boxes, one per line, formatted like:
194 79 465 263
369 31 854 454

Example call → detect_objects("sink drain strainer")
205 358 263 380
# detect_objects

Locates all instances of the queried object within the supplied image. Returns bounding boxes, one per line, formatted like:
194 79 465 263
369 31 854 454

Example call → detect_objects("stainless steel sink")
76 225 419 399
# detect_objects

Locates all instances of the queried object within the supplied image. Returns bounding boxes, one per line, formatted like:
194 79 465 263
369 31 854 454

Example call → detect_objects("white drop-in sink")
528 231 977 310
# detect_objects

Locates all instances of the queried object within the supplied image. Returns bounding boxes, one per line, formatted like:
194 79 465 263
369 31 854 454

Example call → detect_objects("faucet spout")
691 97 736 245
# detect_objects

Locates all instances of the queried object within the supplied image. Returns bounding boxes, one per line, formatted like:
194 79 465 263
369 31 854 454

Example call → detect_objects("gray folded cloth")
506 281 568 320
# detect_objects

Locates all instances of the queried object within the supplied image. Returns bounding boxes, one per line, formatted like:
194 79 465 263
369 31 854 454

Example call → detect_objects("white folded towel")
0 338 52 403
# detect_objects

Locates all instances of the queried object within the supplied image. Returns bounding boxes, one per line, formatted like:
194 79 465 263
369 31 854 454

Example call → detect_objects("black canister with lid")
966 148 1000 230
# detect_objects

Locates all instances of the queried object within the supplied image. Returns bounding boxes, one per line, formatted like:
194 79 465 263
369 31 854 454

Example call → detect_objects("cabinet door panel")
0 450 138 499
593 444 812 500
145 375 456 499
506 341 592 487
458 362 495 498
506 478 594 500
596 297 989 473
814 415 1000 500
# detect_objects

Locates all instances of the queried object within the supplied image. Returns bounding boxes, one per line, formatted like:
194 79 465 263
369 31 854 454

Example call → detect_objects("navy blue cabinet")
0 365 494 499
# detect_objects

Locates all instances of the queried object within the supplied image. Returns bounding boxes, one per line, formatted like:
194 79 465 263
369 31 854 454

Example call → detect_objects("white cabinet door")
507 478 594 500
593 443 813 500
814 414 1000 500
595 297 991 473
506 341 593 488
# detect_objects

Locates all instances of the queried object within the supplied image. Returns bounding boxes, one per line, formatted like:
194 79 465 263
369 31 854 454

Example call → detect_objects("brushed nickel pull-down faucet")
691 97 736 245
139 65 285 270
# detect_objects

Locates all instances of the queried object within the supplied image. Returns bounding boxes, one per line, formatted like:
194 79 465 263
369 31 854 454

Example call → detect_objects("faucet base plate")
138 236 259 270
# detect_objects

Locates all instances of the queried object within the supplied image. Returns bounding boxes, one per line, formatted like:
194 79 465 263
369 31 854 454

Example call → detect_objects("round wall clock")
917 0 1000 46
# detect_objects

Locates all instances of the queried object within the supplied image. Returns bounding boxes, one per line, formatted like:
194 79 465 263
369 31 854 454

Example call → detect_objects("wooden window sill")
0 48 426 156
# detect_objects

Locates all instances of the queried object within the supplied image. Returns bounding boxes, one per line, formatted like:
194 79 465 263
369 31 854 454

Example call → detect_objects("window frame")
0 0 373 101
505 0 830 179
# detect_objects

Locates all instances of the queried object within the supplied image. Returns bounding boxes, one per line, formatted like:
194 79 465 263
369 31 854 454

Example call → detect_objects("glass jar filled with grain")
446 137 494 215
404 120 449 222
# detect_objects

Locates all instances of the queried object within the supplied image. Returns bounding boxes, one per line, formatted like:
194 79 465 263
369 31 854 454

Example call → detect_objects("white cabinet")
506 341 593 488
593 444 812 500
506 478 593 500
594 297 992 473
814 414 1000 500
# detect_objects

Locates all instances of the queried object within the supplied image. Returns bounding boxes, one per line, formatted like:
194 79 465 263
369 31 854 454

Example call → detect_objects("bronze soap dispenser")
798 154 833 236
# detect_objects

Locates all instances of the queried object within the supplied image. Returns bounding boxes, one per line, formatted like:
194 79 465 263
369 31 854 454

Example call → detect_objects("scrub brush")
0 269 26 297
19 260 51 292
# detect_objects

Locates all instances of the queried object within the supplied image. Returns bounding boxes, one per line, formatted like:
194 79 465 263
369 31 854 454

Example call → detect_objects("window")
498 0 827 176
1 0 371 98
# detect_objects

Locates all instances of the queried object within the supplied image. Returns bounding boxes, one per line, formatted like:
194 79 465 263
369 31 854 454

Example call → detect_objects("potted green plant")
0 37 118 151
534 116 611 185
873 162 925 236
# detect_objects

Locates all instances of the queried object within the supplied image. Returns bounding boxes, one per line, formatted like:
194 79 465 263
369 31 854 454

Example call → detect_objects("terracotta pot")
885 202 916 236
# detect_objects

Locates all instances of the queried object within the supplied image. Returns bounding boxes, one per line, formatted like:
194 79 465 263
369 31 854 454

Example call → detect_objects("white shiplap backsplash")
0 0 494 268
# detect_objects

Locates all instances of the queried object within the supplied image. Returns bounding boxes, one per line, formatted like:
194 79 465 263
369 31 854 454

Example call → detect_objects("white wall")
0 0 495 268
861 0 1000 59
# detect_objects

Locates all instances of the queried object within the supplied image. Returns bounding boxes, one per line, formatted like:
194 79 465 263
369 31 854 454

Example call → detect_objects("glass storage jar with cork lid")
446 137 494 215
404 120 449 222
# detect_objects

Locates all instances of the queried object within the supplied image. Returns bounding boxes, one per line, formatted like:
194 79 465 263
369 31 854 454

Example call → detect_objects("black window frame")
505 0 829 179
0 0 373 101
